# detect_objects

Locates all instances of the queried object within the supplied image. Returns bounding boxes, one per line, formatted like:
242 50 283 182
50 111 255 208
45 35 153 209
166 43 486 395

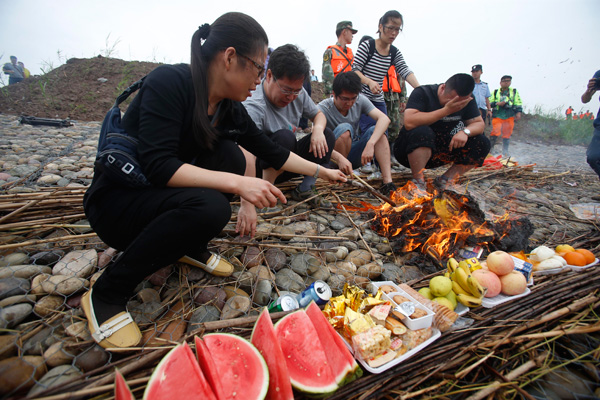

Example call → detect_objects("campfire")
370 181 533 266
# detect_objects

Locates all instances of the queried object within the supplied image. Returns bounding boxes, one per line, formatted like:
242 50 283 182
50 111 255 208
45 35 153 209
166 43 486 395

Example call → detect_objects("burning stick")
347 173 397 207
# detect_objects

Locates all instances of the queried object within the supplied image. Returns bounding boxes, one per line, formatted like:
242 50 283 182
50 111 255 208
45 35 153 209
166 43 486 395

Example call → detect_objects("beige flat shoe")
81 289 141 349
179 253 234 277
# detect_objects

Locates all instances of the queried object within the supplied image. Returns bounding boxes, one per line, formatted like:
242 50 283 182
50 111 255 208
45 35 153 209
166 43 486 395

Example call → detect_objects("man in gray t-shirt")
243 44 336 207
318 71 396 196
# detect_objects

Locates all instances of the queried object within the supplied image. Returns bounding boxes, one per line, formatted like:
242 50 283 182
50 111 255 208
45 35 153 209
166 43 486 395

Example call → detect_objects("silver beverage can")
268 294 299 313
296 280 332 307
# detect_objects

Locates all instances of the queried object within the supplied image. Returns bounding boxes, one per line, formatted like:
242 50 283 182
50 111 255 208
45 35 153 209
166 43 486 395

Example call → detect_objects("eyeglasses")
274 78 303 96
501 79 511 82
338 94 358 103
237 52 265 79
383 25 402 33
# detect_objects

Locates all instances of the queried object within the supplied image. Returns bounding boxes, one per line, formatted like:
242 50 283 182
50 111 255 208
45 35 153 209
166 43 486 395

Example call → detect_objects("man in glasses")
393 73 488 193
318 71 396 197
243 44 335 206
322 21 357 97
489 75 523 156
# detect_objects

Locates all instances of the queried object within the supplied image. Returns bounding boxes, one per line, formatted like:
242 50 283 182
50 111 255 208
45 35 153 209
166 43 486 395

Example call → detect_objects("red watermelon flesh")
274 310 338 396
195 336 226 400
305 301 361 385
203 333 269 400
143 342 216 400
251 308 294 400
115 369 135 400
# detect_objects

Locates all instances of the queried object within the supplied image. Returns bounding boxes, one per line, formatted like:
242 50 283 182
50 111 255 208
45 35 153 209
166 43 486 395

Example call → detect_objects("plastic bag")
569 203 600 221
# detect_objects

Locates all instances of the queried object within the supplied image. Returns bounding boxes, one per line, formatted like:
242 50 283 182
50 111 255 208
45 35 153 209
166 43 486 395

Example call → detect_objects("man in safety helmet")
322 21 357 97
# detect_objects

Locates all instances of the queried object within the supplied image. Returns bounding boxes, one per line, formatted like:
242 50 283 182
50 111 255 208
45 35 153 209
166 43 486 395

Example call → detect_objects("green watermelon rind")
143 342 216 400
204 333 269 400
274 311 339 396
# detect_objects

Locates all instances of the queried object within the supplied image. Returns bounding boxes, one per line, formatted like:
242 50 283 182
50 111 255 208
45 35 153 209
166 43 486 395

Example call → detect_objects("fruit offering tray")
480 287 531 308
568 258 599 271
339 328 441 374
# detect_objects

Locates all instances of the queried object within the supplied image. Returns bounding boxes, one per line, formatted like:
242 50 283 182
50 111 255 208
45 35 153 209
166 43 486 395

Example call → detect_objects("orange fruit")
575 249 595 265
563 251 587 266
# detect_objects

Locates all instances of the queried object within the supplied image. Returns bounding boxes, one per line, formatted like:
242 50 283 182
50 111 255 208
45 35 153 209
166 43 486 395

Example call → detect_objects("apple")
486 251 515 276
499 271 527 296
472 269 502 298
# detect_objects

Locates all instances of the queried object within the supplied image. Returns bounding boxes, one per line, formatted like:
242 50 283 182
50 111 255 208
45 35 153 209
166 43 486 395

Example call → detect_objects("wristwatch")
463 128 471 137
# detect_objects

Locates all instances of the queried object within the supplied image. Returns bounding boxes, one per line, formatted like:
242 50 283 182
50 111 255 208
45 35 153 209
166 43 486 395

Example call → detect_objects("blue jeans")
359 100 387 134
587 126 600 179
333 123 376 169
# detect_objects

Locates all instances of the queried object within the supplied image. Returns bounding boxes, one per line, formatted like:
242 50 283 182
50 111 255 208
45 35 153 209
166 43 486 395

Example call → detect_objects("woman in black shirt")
82 12 346 349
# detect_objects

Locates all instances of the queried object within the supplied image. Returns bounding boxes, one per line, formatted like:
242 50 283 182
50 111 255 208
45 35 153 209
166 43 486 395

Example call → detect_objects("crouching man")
318 71 396 196
393 73 488 192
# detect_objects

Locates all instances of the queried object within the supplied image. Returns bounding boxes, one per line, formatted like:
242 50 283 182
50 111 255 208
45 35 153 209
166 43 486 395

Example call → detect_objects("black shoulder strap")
114 76 146 107
364 39 377 66
389 45 398 68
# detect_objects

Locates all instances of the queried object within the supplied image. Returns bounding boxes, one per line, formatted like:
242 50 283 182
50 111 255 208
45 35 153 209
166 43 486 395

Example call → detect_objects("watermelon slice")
202 333 269 400
305 301 362 385
143 342 216 400
274 310 338 396
195 336 226 400
115 369 135 400
251 308 294 400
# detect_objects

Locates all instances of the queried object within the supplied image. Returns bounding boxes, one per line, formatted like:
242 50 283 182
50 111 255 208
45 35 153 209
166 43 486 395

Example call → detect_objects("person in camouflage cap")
322 21 357 97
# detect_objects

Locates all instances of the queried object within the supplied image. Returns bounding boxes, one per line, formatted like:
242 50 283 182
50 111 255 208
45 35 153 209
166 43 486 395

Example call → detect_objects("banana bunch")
446 258 486 307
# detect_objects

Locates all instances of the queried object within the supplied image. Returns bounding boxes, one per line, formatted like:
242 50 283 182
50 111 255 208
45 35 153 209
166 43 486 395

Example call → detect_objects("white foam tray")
568 258 598 272
455 303 469 316
532 266 567 276
481 287 531 308
339 328 441 374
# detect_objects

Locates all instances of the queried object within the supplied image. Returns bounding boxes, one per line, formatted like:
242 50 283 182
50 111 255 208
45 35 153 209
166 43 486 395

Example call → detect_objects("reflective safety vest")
328 45 354 76
382 66 402 93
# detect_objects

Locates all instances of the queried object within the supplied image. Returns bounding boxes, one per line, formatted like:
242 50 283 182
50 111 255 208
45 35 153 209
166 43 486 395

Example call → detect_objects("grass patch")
521 106 594 145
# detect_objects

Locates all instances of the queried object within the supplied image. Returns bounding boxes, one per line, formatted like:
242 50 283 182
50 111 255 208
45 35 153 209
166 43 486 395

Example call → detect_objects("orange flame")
373 181 494 259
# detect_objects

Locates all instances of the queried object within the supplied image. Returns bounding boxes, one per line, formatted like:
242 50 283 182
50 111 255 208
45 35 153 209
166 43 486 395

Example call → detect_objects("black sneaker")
291 185 332 208
379 182 397 197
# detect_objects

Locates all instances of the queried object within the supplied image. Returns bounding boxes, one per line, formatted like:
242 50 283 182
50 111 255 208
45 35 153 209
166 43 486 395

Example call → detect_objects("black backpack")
95 77 150 187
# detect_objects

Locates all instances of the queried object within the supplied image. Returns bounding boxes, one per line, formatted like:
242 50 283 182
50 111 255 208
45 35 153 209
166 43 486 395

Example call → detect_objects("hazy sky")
1 0 598 115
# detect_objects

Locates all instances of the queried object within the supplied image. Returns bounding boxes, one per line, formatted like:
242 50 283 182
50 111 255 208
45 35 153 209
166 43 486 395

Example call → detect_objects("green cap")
336 21 357 34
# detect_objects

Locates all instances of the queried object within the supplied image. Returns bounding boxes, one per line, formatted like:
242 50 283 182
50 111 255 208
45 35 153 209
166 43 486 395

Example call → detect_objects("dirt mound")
0 56 330 122
0 57 160 121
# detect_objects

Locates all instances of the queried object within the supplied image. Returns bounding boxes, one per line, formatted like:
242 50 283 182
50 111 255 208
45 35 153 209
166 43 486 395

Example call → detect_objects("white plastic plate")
532 266 567 276
481 287 531 308
339 328 441 374
455 303 469 316
568 258 598 272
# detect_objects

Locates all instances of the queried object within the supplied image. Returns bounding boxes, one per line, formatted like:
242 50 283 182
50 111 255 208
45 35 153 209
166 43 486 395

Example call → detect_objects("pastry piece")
366 349 397 368
399 284 458 332
385 316 407 335
351 325 391 360
368 304 391 326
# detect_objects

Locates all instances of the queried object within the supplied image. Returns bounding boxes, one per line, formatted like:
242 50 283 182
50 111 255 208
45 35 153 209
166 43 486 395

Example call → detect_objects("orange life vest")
328 45 354 76
382 66 402 93
566 107 573 115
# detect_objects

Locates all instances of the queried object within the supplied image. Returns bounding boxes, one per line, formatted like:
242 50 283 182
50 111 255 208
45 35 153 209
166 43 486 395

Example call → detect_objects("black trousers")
394 125 491 170
85 139 245 304
258 128 335 183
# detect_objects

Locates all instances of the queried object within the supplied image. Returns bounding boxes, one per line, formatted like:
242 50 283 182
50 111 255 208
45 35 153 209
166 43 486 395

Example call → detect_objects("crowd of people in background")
565 106 595 121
